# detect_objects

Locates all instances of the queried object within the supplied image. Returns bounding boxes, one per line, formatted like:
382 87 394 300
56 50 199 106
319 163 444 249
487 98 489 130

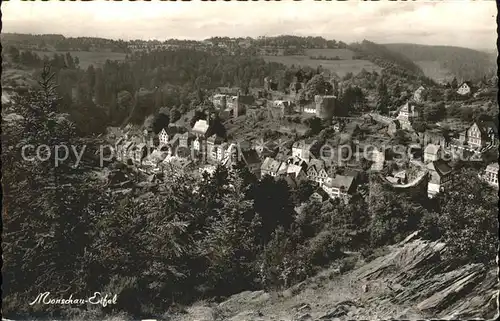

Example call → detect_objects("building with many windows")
482 163 499 188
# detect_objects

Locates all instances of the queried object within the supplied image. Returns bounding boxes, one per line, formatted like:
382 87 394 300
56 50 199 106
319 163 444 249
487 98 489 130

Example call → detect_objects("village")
110 76 499 203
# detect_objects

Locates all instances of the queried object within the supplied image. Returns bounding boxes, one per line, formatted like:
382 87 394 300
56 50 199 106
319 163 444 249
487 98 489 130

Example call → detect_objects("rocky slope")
168 232 498 321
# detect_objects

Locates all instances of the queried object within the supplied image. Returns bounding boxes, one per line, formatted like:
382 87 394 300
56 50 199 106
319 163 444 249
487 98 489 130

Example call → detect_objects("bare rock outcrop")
170 236 498 321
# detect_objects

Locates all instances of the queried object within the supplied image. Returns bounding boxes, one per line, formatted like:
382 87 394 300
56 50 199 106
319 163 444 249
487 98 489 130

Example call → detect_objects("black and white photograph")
1 0 499 320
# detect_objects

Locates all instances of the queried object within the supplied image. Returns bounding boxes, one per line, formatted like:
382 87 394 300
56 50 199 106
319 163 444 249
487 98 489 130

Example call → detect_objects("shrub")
338 256 358 274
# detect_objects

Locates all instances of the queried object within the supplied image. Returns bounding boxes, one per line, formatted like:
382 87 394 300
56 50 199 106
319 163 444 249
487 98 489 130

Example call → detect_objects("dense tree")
422 169 498 264
169 108 181 124
7 46 20 63
2 65 111 316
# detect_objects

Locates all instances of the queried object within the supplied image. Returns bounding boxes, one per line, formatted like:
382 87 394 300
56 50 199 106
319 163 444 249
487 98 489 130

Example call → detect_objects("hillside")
167 234 498 321
383 43 496 82
0 32 129 53
261 55 382 78
349 40 424 77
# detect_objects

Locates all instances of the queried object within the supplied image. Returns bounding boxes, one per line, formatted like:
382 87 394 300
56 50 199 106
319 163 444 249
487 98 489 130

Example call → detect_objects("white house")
303 102 317 114
482 163 499 188
322 174 356 200
158 128 169 146
424 144 441 163
291 139 316 161
457 82 472 96
427 160 453 198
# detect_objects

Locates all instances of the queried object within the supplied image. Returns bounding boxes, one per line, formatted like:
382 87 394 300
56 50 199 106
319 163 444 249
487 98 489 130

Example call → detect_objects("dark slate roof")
427 160 452 176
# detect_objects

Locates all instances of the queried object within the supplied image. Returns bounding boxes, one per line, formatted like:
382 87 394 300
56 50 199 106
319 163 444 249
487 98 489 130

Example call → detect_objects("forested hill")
0 32 129 53
349 40 424 77
383 43 496 81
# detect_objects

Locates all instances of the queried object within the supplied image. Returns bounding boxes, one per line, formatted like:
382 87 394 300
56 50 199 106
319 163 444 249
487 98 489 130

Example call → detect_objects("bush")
338 256 358 274
419 211 442 240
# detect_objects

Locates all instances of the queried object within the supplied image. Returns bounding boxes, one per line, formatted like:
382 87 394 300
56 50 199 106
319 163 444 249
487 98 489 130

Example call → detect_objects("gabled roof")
398 101 417 114
277 162 289 175
427 160 452 176
309 158 325 170
261 157 274 171
241 149 261 165
207 134 224 144
394 171 407 179
144 150 168 164
307 166 318 175
325 174 355 192
192 119 210 135
310 189 329 202
485 163 499 172
180 132 194 139
169 133 182 145
424 144 441 155
288 155 307 167
237 95 255 106
287 164 303 178
261 157 281 173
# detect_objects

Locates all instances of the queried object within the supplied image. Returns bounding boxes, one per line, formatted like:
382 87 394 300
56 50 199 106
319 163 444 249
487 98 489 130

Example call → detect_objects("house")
169 133 181 151
226 94 255 117
303 103 317 114
424 144 441 163
322 174 357 200
413 86 426 102
394 171 408 184
114 137 126 160
219 107 233 120
272 100 294 116
222 145 261 174
192 119 211 138
212 94 227 109
287 155 308 169
260 157 282 177
158 128 170 146
142 150 168 167
286 164 308 188
240 149 262 177
119 141 134 162
457 81 473 96
306 158 327 184
292 139 317 161
255 140 279 159
396 101 419 130
421 129 447 147
461 121 499 148
193 136 204 153
133 143 148 164
482 163 499 188
369 148 386 171
163 155 192 172
216 143 230 163
387 119 401 137
276 161 289 178
309 189 330 203
179 132 194 149
427 160 453 198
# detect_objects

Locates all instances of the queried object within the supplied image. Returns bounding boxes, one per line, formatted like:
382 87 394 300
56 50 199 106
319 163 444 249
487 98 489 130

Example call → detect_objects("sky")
1 0 497 50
